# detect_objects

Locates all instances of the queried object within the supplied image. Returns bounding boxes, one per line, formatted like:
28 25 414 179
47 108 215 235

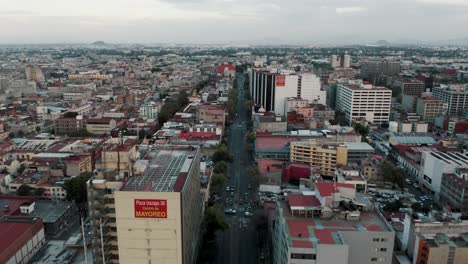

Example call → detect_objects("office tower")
335 81 392 125
250 69 324 115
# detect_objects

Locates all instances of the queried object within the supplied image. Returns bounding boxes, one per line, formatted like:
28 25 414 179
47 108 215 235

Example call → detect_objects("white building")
419 151 468 199
139 102 160 120
336 81 392 125
273 182 394 264
299 73 326 105
432 84 468 116
250 69 325 116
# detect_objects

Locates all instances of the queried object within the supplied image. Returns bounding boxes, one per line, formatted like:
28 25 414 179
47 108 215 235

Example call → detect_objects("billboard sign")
134 199 167 218
276 75 285 87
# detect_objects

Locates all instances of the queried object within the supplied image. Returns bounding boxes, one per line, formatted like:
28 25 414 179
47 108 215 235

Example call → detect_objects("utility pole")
81 217 88 264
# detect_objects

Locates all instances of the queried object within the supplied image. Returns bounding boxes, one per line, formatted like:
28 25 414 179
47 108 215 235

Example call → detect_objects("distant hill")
92 41 107 46
375 40 391 46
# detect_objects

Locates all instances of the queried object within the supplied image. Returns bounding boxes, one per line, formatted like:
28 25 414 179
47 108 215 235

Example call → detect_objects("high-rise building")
361 60 401 84
290 140 348 176
298 73 326 105
432 84 468 116
331 54 351 68
25 65 45 82
335 81 392 125
88 147 202 264
249 69 323 115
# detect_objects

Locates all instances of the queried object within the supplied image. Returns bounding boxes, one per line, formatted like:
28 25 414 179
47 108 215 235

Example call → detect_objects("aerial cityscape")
1 1 468 264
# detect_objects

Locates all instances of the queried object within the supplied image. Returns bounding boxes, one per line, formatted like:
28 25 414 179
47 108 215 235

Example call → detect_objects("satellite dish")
115 175 120 180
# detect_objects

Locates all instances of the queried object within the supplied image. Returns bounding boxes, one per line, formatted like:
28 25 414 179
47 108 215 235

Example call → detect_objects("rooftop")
0 216 43 263
281 201 388 249
257 159 284 174
123 149 197 192
344 142 374 151
255 135 298 151
0 196 34 217
25 201 74 223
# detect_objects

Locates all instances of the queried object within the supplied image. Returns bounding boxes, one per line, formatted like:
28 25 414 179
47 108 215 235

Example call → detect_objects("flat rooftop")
282 201 388 248
345 142 374 151
26 201 74 223
123 149 197 192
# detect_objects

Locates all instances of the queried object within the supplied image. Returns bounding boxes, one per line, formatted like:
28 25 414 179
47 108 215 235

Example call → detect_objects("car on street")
245 212 252 217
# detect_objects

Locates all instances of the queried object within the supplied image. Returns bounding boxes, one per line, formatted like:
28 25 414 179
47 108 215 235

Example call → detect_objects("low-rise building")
254 115 287 132
344 142 375 164
440 168 468 211
0 216 45 264
273 182 394 264
54 116 87 136
86 118 117 135
290 141 347 177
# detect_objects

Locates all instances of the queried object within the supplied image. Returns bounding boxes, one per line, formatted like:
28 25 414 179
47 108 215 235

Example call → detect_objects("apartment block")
335 81 392 125
290 140 347 176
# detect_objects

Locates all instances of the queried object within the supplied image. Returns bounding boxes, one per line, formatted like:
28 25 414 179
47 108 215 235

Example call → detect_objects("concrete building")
95 138 138 180
250 69 325 115
290 141 348 176
139 102 160 120
393 79 426 96
336 81 392 125
419 151 468 200
432 84 468 116
250 68 299 115
63 90 93 101
25 65 45 82
345 142 375 164
254 115 287 132
331 54 351 68
416 96 448 122
361 59 401 81
86 118 117 135
196 105 225 126
2 79 37 97
21 200 78 237
401 213 468 263
54 116 87 135
0 216 45 264
89 148 202 264
440 168 468 211
285 97 310 113
273 182 394 264
298 73 326 105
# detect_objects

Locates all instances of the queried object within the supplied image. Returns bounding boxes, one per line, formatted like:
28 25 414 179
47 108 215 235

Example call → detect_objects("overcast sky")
1 0 467 44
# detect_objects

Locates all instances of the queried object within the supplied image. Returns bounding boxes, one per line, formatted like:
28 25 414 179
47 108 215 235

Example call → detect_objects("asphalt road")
215 74 258 264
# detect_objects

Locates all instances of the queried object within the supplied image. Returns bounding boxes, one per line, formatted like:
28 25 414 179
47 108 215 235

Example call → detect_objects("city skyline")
1 0 468 45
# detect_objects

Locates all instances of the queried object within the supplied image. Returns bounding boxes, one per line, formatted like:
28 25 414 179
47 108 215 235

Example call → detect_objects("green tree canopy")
17 184 32 196
64 172 93 203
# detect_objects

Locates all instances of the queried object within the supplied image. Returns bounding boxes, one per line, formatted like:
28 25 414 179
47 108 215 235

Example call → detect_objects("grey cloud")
0 0 467 44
